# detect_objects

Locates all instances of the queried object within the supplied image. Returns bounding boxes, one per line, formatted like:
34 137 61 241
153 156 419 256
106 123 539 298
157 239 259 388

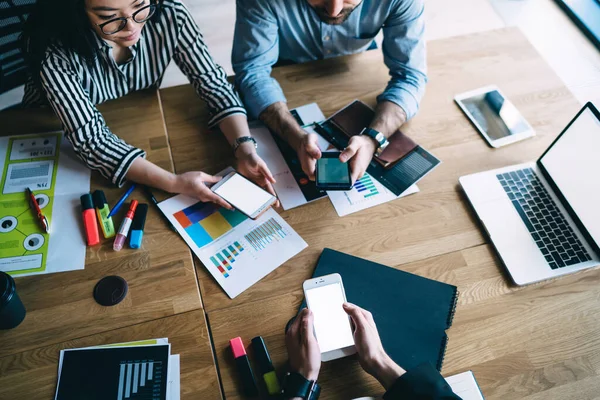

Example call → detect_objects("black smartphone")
315 152 352 191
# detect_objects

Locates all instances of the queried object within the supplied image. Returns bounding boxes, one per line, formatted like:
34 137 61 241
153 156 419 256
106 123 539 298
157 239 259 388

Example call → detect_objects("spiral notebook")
303 249 459 371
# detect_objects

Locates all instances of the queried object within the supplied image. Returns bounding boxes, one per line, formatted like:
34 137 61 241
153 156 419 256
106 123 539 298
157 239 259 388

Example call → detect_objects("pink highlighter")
113 200 138 251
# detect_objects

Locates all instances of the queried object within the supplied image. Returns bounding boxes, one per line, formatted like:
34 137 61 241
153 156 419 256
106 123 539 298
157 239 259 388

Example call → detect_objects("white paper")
445 371 485 400
159 194 307 298
327 172 419 217
0 133 89 277
167 354 180 400
252 103 331 210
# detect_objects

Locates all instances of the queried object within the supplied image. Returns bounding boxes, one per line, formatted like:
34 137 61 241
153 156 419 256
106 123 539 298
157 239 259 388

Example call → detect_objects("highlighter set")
230 336 280 397
79 190 147 251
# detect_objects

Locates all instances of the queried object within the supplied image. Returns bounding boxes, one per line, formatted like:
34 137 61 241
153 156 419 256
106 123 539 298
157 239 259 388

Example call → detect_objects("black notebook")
301 249 459 371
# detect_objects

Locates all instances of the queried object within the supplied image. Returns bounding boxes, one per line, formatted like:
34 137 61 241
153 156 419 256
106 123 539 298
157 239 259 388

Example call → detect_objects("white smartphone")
303 273 356 361
455 85 535 148
210 171 277 219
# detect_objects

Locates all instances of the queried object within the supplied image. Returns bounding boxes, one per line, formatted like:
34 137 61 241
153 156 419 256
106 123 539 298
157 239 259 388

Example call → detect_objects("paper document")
0 132 89 277
327 172 419 217
252 103 331 210
159 183 308 298
56 343 172 400
445 371 485 400
167 354 180 400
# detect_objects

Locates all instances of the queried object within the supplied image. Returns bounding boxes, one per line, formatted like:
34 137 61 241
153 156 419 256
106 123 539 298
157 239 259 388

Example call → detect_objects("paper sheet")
0 132 89 277
445 371 485 400
167 354 180 400
159 192 307 298
327 172 419 217
252 103 331 210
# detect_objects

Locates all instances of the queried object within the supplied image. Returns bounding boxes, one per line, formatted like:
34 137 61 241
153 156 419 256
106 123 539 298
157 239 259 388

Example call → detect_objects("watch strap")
360 127 389 157
281 372 321 400
232 136 257 153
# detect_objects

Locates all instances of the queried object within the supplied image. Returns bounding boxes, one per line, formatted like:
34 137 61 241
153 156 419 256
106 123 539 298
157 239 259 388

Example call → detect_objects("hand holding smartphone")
303 273 356 361
210 171 277 219
315 152 352 191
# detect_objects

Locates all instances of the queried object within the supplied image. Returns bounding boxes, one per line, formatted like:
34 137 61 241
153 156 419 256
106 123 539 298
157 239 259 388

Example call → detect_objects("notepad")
445 371 485 400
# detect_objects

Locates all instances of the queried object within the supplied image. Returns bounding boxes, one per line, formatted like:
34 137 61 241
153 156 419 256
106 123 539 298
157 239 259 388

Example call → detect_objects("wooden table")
0 90 221 399
161 27 600 400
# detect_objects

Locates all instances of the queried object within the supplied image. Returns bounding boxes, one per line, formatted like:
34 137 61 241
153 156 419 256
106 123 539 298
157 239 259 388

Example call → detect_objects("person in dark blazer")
284 303 461 399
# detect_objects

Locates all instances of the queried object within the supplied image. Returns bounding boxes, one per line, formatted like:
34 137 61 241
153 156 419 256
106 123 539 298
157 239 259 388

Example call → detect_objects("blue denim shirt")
232 0 427 120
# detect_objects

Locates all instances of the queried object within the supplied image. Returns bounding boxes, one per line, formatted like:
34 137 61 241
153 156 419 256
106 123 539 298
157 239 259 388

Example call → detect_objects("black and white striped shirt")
23 0 246 187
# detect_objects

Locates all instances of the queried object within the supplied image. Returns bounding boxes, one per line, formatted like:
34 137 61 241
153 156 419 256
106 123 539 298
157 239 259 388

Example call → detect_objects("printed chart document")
327 172 419 217
445 371 485 400
0 132 89 277
252 103 331 210
55 340 177 400
159 189 308 298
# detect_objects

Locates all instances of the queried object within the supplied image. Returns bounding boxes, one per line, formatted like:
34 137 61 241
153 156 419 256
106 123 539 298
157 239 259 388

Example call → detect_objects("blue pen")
107 184 137 218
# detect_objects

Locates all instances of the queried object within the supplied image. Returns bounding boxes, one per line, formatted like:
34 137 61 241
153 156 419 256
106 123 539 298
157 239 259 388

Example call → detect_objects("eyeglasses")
96 4 156 35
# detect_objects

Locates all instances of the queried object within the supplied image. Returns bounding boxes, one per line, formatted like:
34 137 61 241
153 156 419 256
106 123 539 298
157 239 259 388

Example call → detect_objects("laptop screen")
539 106 600 246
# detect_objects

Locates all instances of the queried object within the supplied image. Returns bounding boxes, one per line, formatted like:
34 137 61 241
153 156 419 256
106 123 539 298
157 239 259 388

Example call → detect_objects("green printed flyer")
0 133 61 275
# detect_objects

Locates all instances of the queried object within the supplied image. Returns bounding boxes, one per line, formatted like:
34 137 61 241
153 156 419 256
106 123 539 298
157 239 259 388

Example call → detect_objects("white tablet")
455 85 535 148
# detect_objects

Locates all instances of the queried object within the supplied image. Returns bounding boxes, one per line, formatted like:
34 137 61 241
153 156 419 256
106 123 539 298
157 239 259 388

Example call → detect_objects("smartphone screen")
459 90 530 140
305 282 355 353
316 156 351 187
212 173 274 216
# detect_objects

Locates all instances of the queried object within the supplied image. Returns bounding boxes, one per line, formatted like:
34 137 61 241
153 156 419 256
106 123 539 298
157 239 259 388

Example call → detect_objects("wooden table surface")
0 90 220 399
161 27 600 400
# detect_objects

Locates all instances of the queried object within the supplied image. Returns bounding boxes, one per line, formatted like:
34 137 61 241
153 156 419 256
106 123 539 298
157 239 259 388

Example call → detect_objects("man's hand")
286 308 321 381
339 135 377 183
174 171 233 210
298 133 322 180
235 143 279 206
343 303 405 390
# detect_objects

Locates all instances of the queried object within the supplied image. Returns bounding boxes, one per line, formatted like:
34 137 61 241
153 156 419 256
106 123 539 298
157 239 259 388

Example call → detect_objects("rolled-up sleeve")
378 0 427 121
232 0 286 119
171 2 246 127
40 52 145 187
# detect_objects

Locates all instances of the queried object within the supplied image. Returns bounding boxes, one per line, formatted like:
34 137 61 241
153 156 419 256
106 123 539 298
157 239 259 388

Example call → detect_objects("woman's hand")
235 143 279 206
173 171 233 209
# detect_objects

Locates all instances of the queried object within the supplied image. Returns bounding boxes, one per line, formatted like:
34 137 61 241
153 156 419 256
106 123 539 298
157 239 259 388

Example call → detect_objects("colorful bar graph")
244 218 287 251
209 242 245 278
354 174 379 198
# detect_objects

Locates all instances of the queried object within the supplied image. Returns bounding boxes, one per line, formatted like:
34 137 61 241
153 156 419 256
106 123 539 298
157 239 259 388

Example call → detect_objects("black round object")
93 276 128 306
0 271 26 330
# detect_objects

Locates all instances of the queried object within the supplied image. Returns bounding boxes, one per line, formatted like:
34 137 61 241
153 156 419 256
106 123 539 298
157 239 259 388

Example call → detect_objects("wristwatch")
281 371 321 400
232 136 257 153
360 127 389 157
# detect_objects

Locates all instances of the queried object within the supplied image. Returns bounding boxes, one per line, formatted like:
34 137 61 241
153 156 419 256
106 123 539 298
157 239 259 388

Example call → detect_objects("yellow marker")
93 190 115 238
252 336 281 395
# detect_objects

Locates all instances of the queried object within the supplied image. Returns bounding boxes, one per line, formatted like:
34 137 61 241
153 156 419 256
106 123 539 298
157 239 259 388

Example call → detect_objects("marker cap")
129 231 143 249
80 193 94 210
251 336 275 373
131 204 148 230
92 190 108 209
230 336 247 359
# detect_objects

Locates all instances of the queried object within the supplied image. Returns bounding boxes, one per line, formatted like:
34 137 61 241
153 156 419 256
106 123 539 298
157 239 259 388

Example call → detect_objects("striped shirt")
22 0 246 187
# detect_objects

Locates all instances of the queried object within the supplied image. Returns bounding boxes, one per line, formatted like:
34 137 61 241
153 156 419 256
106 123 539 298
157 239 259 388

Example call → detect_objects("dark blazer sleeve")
383 363 462 400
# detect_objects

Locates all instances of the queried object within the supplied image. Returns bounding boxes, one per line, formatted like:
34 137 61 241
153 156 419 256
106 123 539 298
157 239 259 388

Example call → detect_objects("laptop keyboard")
497 168 592 269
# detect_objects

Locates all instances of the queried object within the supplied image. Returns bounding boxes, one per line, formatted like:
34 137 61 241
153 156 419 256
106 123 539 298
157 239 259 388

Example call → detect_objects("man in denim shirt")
232 0 427 183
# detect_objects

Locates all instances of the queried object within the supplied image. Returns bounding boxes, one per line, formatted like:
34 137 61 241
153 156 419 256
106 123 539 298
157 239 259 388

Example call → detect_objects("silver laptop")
460 102 600 285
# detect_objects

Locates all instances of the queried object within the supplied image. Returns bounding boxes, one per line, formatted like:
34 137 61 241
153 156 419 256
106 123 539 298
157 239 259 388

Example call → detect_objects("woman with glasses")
21 0 275 208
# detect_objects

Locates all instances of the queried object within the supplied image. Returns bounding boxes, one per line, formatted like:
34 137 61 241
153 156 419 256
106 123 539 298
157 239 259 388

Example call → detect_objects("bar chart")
209 241 245 278
354 174 379 198
117 360 163 400
244 218 287 251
